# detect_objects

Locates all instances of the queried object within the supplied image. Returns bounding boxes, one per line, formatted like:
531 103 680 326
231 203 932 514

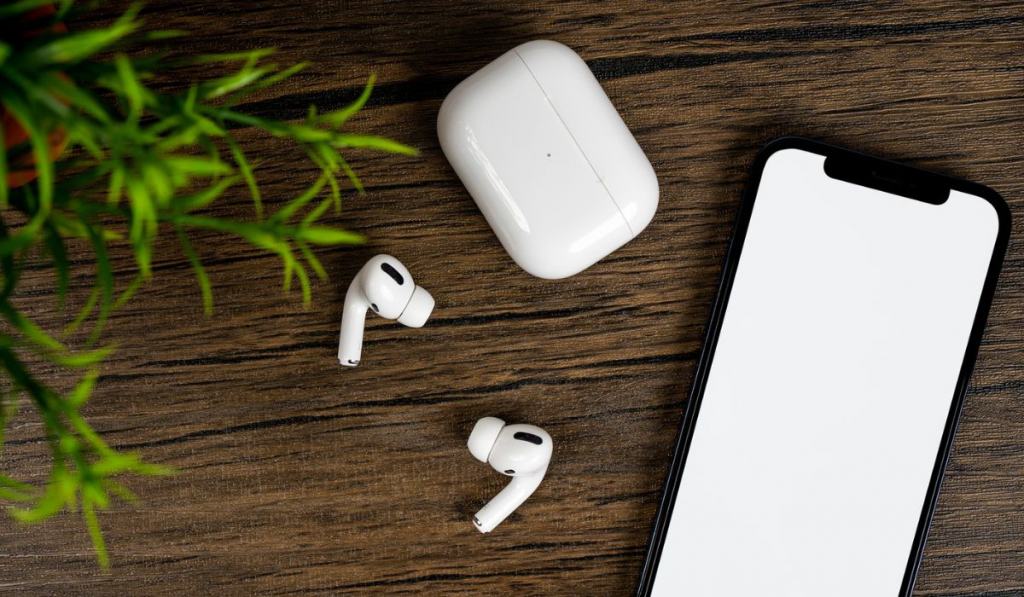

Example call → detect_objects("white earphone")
338 254 435 367
467 417 552 533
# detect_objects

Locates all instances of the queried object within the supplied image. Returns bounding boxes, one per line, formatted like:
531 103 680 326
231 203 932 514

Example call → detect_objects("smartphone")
636 138 1010 597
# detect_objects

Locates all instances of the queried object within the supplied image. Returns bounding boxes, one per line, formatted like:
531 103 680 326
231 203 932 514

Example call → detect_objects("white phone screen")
650 147 1001 596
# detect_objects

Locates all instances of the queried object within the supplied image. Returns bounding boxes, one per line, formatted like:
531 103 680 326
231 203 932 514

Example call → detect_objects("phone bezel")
635 137 1012 596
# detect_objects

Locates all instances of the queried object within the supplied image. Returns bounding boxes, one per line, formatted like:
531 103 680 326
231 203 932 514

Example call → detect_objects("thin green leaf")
0 116 7 208
49 346 113 369
68 368 100 408
270 175 326 224
301 195 334 227
43 222 70 307
114 54 144 121
100 480 137 503
64 285 99 337
188 49 275 64
331 134 418 156
318 74 375 128
205 108 332 142
44 73 111 123
10 468 66 523
0 65 67 117
199 64 269 100
174 175 240 213
0 0 55 18
0 302 63 352
281 249 294 292
65 121 104 160
163 156 232 177
23 6 138 65
293 226 365 246
307 146 343 211
0 383 17 454
114 273 145 309
83 482 110 510
67 411 115 459
141 161 173 206
82 498 109 569
297 241 327 281
225 138 262 219
205 108 287 135
2 94 53 215
170 215 278 251
336 155 364 194
176 226 213 316
0 216 17 300
80 218 114 344
107 162 124 205
292 258 311 306
144 29 187 41
183 85 198 115
93 452 173 477
126 176 156 277
0 474 34 502
223 62 309 105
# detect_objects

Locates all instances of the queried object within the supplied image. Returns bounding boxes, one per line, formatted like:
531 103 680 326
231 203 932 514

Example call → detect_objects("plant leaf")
188 49 275 64
225 138 261 219
270 175 326 224
293 226 365 246
174 175 240 213
114 273 145 309
318 73 376 128
68 368 100 408
297 241 327 281
0 0 58 18
43 222 70 307
176 226 213 315
0 302 63 352
64 285 99 337
81 218 114 345
126 175 156 277
114 54 144 121
2 94 53 215
330 134 418 156
22 6 138 65
0 474 34 502
163 156 232 177
0 216 18 301
294 260 311 306
0 116 7 208
82 497 109 569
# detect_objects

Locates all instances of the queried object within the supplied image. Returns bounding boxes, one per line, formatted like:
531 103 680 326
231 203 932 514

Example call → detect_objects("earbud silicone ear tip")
397 286 434 328
468 417 505 462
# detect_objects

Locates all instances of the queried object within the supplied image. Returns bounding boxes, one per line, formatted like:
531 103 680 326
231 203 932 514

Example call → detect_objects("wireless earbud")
467 417 552 533
338 254 435 367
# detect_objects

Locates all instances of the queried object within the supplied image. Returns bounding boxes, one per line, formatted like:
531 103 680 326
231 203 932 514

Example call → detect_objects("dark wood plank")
2 0 1022 595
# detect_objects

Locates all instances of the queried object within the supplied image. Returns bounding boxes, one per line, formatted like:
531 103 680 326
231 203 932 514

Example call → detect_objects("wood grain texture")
2 1 1023 595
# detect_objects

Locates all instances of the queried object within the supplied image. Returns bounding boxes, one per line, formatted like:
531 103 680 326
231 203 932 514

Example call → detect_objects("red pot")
3 4 69 189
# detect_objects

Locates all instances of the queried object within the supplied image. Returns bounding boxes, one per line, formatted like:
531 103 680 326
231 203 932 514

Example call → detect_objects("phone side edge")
634 137 798 595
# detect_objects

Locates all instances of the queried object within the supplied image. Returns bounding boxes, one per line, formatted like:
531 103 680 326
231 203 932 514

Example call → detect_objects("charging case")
438 40 659 279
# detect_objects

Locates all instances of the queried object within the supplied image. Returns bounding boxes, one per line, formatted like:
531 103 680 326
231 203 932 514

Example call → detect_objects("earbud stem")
473 467 547 533
338 283 368 366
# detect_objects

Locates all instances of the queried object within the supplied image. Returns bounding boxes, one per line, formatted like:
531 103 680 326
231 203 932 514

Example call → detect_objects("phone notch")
824 154 950 205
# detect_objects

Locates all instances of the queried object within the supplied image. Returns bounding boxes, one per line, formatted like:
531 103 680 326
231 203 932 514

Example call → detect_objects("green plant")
0 1 415 567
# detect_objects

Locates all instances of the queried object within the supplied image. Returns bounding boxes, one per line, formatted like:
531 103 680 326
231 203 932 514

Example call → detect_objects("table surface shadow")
3 1 1023 595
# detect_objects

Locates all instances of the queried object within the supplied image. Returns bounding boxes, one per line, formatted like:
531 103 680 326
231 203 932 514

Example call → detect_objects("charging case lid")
438 40 658 279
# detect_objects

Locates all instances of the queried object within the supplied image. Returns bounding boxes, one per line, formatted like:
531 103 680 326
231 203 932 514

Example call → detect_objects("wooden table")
4 1 1023 594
